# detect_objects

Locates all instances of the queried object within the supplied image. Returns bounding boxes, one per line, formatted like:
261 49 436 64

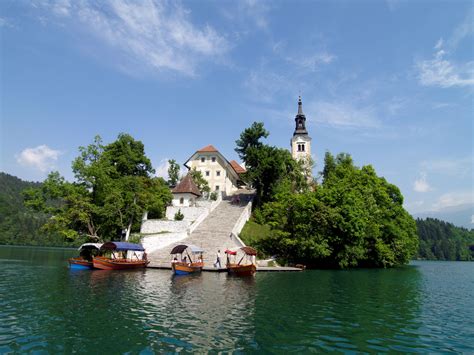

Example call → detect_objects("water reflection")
137 270 257 352
1 247 473 353
254 266 425 353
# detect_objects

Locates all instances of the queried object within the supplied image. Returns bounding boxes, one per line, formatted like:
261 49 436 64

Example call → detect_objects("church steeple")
294 96 308 136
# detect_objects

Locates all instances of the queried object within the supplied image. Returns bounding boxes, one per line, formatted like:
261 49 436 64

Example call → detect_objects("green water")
0 246 473 353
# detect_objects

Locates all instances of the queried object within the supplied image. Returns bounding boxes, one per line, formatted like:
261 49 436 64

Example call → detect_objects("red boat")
226 247 257 276
170 244 205 275
93 242 149 270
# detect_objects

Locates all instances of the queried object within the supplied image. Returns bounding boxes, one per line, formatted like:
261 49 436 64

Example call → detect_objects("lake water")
0 246 473 353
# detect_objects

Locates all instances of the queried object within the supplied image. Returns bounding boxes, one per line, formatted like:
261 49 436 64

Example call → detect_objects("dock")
147 263 302 272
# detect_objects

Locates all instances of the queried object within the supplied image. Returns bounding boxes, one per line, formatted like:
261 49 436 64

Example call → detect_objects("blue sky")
1 0 473 219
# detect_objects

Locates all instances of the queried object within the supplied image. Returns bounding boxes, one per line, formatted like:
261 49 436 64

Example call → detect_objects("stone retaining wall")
140 220 190 234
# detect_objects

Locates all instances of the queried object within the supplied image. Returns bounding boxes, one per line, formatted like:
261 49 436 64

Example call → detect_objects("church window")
216 170 221 177
206 171 210 176
179 197 184 205
212 157 216 163
201 157 205 163
297 143 305 152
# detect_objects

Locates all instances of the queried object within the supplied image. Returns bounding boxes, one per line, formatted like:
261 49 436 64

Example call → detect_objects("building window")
206 171 210 176
215 185 220 191
216 170 221 177
179 197 184 205
211 157 216 163
297 144 305 152
201 157 205 163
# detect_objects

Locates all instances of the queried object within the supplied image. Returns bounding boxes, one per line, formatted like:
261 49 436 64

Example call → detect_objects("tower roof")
171 174 201 197
197 144 218 153
293 96 308 136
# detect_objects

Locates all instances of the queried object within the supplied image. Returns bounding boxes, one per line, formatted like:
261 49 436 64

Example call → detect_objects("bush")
128 233 142 244
174 209 184 221
210 192 218 201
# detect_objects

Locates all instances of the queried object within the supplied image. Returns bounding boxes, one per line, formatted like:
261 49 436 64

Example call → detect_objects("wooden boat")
68 243 102 270
93 242 149 270
226 247 258 276
170 244 204 275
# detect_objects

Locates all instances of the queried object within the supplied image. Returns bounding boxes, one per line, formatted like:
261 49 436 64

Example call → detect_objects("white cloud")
413 172 432 193
16 145 61 172
34 0 228 76
432 191 474 211
155 158 170 179
416 15 474 88
308 101 380 129
243 70 288 103
421 156 473 178
417 50 474 88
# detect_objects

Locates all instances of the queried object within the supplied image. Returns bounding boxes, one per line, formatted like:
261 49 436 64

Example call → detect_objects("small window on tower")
301 144 305 152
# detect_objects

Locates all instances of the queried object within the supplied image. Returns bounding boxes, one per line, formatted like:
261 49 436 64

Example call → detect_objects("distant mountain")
0 172 72 246
413 203 473 230
416 217 474 261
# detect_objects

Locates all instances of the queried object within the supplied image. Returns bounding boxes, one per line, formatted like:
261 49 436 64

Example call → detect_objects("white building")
184 145 246 196
170 173 201 207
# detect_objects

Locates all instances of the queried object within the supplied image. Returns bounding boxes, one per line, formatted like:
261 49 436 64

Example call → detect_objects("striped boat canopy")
100 242 145 252
78 243 103 251
170 244 204 254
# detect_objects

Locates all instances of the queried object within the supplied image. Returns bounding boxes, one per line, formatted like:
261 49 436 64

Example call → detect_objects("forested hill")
0 172 74 247
416 217 474 261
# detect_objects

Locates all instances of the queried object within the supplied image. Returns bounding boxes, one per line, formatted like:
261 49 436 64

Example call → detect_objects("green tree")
246 152 419 268
189 168 210 195
167 159 181 187
23 134 172 242
235 122 307 206
235 121 269 161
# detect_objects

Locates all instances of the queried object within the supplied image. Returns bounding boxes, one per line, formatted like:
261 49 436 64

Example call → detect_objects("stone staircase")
148 192 252 267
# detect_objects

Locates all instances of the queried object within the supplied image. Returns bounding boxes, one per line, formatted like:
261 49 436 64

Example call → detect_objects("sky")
1 0 473 220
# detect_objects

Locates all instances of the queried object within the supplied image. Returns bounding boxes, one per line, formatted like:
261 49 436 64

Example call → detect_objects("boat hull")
172 262 203 275
69 258 94 270
92 256 149 270
227 263 257 276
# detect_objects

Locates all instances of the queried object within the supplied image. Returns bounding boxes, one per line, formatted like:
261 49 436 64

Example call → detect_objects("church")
290 97 312 164
171 97 312 205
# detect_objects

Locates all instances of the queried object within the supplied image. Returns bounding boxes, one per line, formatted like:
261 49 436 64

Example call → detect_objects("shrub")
174 209 184 221
210 192 218 201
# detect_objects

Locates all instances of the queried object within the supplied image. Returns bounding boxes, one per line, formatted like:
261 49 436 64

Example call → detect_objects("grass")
239 219 272 258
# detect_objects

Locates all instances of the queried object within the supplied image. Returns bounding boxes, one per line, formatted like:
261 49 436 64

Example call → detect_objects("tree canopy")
167 159 181 187
235 122 307 206
417 217 474 260
241 151 419 268
23 134 172 242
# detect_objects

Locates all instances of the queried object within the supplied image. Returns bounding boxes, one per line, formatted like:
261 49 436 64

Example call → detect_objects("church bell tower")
291 96 312 174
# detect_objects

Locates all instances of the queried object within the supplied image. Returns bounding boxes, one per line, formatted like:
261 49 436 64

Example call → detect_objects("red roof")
230 160 246 174
171 174 201 197
197 144 218 153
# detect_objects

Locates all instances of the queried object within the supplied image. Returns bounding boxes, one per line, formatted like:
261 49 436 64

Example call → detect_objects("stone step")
148 193 253 264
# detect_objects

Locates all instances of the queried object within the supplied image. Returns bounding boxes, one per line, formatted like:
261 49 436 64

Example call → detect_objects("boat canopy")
78 243 102 251
170 244 204 255
100 242 145 252
241 246 257 256
225 249 237 255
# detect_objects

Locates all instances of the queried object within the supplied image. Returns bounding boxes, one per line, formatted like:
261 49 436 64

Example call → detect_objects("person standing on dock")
214 249 221 268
